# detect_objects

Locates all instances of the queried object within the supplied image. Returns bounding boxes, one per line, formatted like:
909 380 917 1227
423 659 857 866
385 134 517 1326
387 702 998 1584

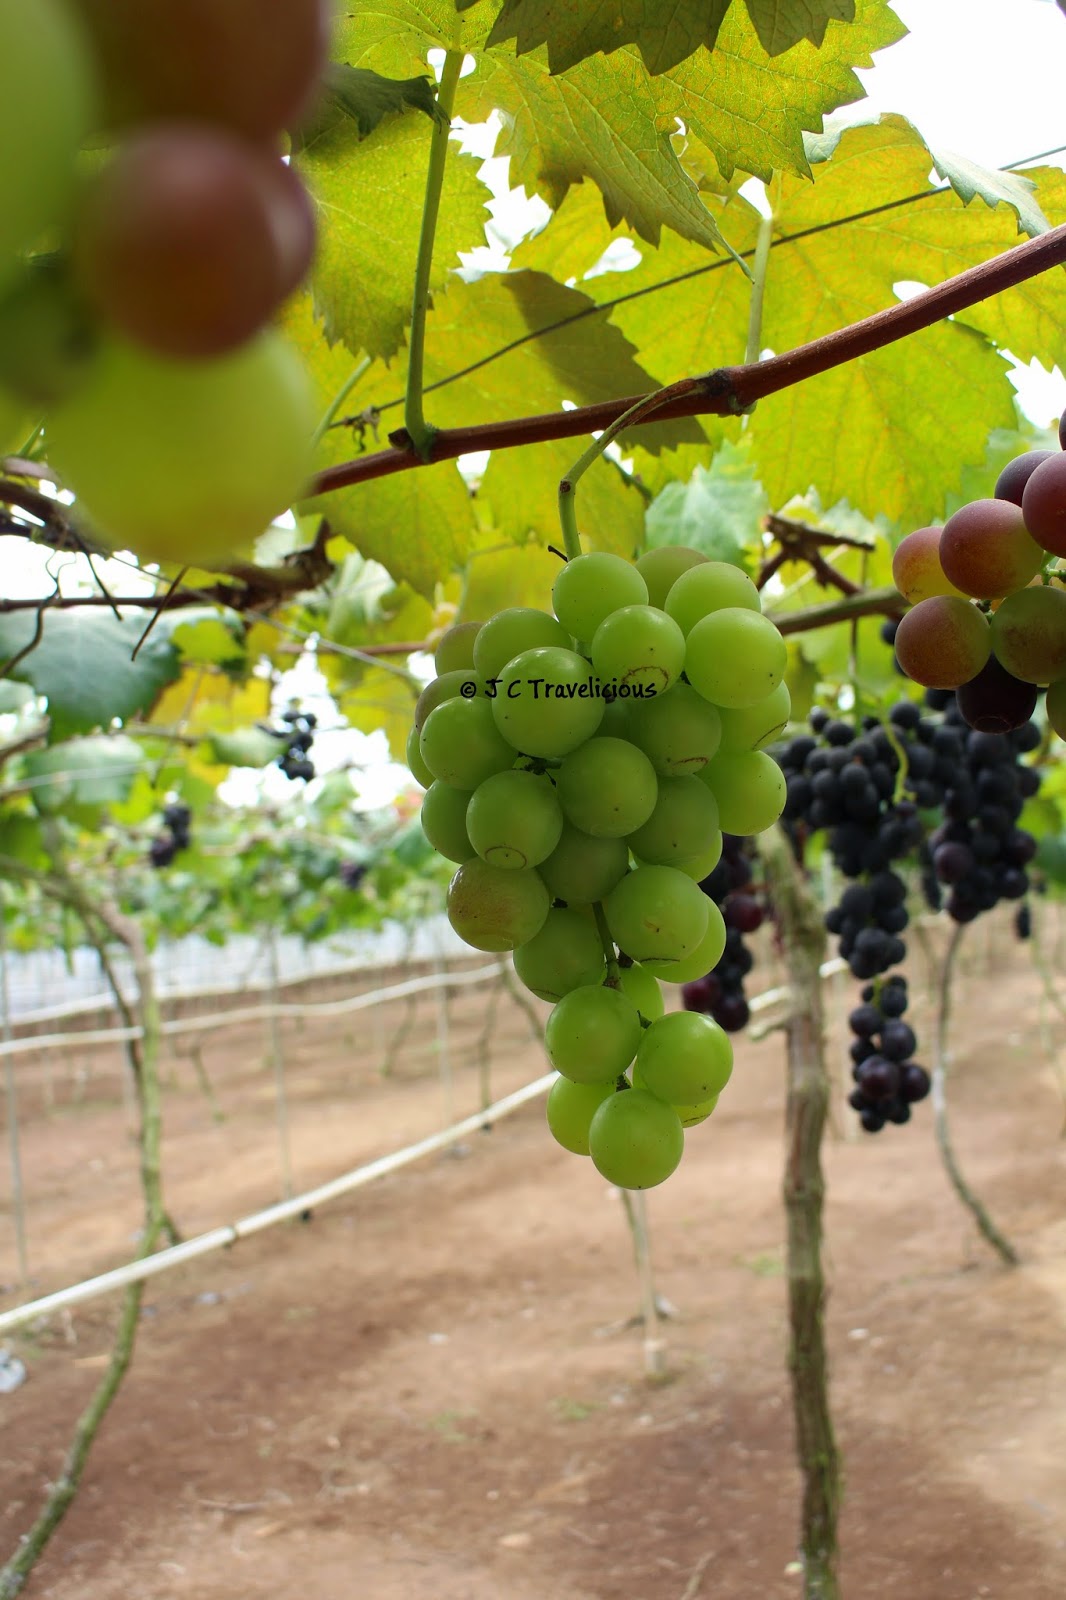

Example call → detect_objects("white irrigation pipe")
0 961 505 1062
0 1073 556 1336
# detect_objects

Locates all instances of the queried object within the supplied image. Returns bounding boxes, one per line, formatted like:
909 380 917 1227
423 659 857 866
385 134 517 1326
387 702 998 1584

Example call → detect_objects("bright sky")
6 0 1066 808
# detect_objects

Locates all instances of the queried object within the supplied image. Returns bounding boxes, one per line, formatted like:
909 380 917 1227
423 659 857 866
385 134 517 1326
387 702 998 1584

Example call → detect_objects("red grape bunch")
408 545 792 1189
0 0 331 567
891 407 1066 737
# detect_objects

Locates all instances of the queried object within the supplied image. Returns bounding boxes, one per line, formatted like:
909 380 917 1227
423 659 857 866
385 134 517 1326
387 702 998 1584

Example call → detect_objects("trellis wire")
0 958 845 1336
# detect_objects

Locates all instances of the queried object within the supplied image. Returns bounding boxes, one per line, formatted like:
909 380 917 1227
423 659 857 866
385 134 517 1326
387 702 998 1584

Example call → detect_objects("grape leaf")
923 146 1048 240
0 611 180 742
655 0 906 182
464 48 736 253
294 64 444 147
331 2 493 76
25 736 147 824
485 0 732 75
742 0 856 56
645 439 768 569
170 611 247 668
203 728 288 770
297 108 490 361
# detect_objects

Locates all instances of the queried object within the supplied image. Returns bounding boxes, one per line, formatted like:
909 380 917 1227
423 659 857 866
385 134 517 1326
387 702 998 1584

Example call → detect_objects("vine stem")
743 211 775 369
932 921 1020 1266
314 220 1066 494
760 826 841 1600
311 354 372 450
557 376 707 557
403 50 463 460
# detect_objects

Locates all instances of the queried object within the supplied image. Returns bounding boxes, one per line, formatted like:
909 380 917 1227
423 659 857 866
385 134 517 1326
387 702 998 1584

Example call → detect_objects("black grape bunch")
148 799 191 870
683 834 763 1034
277 705 316 783
774 702 949 1134
917 689 1040 927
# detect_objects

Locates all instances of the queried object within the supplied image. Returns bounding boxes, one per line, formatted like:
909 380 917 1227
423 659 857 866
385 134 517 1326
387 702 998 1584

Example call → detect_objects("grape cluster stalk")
0 0 331 567
409 545 792 1189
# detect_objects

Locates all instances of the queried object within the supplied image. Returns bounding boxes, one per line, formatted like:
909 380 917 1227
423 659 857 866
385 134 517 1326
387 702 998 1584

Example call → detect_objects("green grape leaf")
926 145 1049 239
297 109 490 361
170 611 247 668
0 611 180 743
485 0 732 75
25 735 146 823
644 439 768 569
743 0 855 56
464 49 736 253
295 64 444 147
203 727 289 770
0 812 48 870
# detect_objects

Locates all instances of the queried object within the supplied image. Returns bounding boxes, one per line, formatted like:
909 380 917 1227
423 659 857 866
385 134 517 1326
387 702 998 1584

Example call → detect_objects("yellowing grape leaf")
464 47 736 253
297 110 490 361
334 664 421 760
655 0 905 182
332 2 493 76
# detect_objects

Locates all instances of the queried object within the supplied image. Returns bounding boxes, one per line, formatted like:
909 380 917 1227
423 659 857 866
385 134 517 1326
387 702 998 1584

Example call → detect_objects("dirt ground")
2 927 1066 1600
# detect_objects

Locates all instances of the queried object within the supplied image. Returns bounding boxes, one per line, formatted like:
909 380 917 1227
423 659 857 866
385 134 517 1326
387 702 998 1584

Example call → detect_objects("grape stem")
592 902 621 980
402 50 464 462
557 376 708 559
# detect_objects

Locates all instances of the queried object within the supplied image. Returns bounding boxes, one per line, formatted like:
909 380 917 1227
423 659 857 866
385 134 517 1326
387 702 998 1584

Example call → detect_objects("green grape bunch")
409 544 792 1191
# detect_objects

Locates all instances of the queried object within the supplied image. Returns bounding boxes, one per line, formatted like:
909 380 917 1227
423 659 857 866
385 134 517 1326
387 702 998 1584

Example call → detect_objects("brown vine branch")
768 585 906 636
313 223 1066 495
760 825 841 1600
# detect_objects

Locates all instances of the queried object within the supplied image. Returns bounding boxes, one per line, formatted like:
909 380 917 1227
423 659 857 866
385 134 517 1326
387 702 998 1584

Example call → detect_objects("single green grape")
546 1076 615 1156
545 983 642 1084
640 901 727 982
405 726 434 788
636 1010 733 1103
617 962 665 1021
46 329 315 567
555 737 658 838
635 545 707 610
588 1088 684 1189
664 561 760 636
686 608 787 710
419 697 515 790
466 768 563 870
701 750 786 835
492 647 604 757
672 834 725 882
627 775 720 868
473 607 570 681
604 865 709 965
420 781 475 863
591 604 686 698
716 680 792 754
537 822 630 904
552 552 648 639
625 681 722 777
447 858 549 952
434 622 481 676
513 907 607 1002
632 1062 718 1128
414 670 487 732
